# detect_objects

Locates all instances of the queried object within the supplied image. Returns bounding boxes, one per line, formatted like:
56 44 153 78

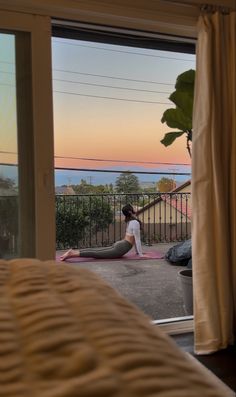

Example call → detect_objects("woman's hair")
122 203 135 219
122 203 142 229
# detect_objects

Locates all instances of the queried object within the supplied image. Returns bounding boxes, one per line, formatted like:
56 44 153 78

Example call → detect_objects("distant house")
55 186 75 195
137 180 191 242
140 181 156 190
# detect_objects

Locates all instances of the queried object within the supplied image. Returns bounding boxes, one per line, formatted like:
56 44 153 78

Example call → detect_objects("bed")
0 258 232 396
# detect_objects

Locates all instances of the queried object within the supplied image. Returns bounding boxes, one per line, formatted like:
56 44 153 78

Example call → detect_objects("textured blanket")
0 259 230 397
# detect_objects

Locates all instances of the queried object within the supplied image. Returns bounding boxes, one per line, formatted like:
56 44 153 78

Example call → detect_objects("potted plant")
164 238 193 315
161 69 195 315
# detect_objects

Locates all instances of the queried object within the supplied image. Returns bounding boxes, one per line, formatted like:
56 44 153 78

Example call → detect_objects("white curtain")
192 10 236 354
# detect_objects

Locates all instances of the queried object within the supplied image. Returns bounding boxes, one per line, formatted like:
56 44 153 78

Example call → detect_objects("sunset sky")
0 34 195 184
52 37 195 174
0 34 17 166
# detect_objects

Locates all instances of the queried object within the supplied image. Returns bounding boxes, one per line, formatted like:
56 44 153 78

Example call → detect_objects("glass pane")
52 34 195 321
0 33 18 259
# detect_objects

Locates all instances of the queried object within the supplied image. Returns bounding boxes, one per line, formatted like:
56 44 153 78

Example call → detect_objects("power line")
54 78 172 94
54 68 174 86
0 63 176 86
55 155 190 167
53 40 195 62
0 84 172 102
0 67 176 94
0 79 171 96
55 167 191 176
0 162 192 176
0 151 191 167
54 90 172 104
0 82 173 103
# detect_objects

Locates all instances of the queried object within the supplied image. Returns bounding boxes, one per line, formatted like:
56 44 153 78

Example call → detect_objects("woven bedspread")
0 259 228 397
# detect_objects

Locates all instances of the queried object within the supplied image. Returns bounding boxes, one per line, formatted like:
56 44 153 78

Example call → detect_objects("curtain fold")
192 10 236 354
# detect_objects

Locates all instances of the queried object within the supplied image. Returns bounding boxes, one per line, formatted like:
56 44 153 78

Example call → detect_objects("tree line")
60 173 176 194
0 175 177 252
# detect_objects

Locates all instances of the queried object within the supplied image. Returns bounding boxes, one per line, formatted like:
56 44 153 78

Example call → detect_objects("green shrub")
56 195 113 249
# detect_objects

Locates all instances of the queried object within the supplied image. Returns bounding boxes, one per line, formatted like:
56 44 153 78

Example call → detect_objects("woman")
60 203 147 261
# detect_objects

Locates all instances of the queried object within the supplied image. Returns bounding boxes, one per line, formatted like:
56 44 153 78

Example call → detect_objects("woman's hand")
139 253 149 258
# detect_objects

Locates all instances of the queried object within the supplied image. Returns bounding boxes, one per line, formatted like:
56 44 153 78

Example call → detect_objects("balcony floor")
57 243 188 321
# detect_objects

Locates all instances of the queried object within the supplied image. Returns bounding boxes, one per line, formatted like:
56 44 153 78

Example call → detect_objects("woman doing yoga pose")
60 203 147 260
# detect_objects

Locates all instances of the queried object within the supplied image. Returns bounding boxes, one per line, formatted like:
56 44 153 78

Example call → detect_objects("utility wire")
0 162 190 176
0 64 175 86
55 155 190 166
53 90 172 104
0 151 191 167
0 83 172 103
54 68 174 86
54 78 172 94
53 40 195 62
0 68 174 90
54 167 191 176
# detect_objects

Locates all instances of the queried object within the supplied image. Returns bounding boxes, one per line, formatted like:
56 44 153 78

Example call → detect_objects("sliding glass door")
0 33 19 258
0 11 55 260
52 24 195 322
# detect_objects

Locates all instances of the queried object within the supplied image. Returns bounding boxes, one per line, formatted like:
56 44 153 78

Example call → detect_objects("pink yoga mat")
56 250 164 263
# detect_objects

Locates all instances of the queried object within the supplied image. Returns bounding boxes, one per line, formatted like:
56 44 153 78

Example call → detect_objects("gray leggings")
79 240 132 259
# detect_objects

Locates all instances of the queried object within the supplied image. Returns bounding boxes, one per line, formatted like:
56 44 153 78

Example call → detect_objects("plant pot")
178 269 193 315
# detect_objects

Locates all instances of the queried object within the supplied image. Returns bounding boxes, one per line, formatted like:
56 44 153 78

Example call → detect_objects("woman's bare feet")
60 248 75 261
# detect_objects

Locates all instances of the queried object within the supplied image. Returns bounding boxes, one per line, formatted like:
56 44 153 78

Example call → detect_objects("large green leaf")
169 91 193 119
175 69 195 91
161 108 192 130
161 131 185 147
160 68 195 157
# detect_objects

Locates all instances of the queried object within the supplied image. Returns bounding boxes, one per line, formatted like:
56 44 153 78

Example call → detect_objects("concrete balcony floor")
58 242 188 321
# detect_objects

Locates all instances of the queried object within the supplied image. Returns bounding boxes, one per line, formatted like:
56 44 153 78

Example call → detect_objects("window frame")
0 5 195 330
0 10 55 260
51 21 195 330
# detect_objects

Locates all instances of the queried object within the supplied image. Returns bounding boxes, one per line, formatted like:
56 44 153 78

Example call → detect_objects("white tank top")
126 219 143 256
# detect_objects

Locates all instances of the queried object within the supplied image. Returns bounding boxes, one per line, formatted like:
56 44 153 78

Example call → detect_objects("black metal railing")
0 192 191 255
55 192 191 250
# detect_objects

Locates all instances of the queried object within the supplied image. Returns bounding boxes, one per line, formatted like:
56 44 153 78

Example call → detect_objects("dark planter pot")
178 269 193 315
